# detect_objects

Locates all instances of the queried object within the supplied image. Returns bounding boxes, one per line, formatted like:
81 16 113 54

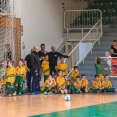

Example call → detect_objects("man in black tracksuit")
30 46 40 94
38 43 48 65
48 45 69 75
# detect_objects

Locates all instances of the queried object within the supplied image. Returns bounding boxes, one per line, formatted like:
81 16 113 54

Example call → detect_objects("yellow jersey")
41 79 56 91
23 65 27 73
41 79 49 91
92 80 101 89
56 76 66 90
81 78 88 87
6 67 16 83
71 70 79 81
41 60 50 75
102 80 112 88
22 65 27 81
56 63 68 76
16 66 26 76
73 81 81 89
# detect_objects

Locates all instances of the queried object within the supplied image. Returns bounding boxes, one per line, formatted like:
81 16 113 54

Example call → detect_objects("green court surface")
29 101 117 117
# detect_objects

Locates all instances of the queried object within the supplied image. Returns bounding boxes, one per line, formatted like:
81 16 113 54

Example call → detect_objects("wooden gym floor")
0 93 117 117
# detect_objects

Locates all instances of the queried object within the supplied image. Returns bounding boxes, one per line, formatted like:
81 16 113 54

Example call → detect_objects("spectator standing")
38 44 47 90
25 49 33 92
111 40 117 57
30 46 40 94
48 45 69 75
38 44 47 65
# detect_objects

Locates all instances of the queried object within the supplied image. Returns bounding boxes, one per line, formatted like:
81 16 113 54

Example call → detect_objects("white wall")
17 0 63 58
13 0 90 85
14 0 88 58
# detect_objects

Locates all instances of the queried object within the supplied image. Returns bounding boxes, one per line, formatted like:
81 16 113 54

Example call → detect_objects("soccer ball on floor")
64 94 71 101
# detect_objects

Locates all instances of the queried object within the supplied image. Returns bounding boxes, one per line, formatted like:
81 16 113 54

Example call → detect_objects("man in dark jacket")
25 49 33 92
30 46 40 94
48 45 69 75
38 43 48 65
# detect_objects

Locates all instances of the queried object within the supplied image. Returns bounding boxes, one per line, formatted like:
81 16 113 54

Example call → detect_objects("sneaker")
35 91 39 94
44 92 48 95
32 91 38 95
13 92 16 96
8 94 12 97
19 92 22 95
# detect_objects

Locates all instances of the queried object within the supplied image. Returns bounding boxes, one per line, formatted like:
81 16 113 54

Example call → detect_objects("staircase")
60 0 117 87
78 21 117 87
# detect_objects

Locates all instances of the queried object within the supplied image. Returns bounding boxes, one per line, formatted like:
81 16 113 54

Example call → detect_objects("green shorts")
6 82 14 86
15 76 24 84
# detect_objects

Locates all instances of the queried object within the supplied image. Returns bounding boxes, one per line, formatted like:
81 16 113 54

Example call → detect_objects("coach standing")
48 45 69 75
25 49 33 92
30 46 40 94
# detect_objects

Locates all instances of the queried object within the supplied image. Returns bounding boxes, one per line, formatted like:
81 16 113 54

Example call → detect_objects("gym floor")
0 93 117 117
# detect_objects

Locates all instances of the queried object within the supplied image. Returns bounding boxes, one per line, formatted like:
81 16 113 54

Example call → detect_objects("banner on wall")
111 58 117 76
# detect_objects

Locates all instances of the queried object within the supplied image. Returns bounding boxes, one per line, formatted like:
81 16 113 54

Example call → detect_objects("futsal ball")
64 94 71 101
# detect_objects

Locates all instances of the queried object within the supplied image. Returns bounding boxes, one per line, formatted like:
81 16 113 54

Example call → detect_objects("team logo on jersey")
55 55 57 57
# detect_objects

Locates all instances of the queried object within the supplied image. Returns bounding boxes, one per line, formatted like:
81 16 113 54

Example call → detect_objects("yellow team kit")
56 63 68 76
6 67 16 83
41 60 50 75
56 76 66 91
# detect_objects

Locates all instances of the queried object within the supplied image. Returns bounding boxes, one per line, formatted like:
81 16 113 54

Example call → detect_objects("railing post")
67 29 69 40
82 29 83 39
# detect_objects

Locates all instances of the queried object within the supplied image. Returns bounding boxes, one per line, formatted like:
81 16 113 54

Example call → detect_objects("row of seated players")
41 70 115 94
0 59 115 96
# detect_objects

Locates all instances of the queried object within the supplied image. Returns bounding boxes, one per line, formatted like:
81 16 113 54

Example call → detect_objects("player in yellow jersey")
64 75 71 93
15 60 26 95
90 75 102 93
80 74 88 93
71 66 79 83
56 70 68 94
23 60 29 81
6 60 16 96
41 75 56 94
72 76 81 94
41 54 50 82
55 56 68 76
102 75 115 92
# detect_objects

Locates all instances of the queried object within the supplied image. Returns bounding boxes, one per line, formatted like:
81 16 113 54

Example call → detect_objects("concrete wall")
14 0 88 58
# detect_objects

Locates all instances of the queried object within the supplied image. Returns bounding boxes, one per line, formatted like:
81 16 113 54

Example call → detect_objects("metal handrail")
100 57 117 78
64 9 102 30
64 9 102 77
65 19 102 62
67 34 102 76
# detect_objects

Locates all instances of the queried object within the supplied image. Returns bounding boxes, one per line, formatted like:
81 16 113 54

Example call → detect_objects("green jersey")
94 64 102 74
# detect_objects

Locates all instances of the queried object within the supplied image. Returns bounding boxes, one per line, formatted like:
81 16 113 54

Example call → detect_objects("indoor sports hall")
0 0 117 117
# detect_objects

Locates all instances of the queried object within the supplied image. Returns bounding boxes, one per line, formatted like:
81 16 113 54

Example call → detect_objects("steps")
78 21 117 87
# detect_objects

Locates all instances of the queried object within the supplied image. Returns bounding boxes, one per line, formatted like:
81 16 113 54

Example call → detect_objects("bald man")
48 45 69 75
30 46 40 94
